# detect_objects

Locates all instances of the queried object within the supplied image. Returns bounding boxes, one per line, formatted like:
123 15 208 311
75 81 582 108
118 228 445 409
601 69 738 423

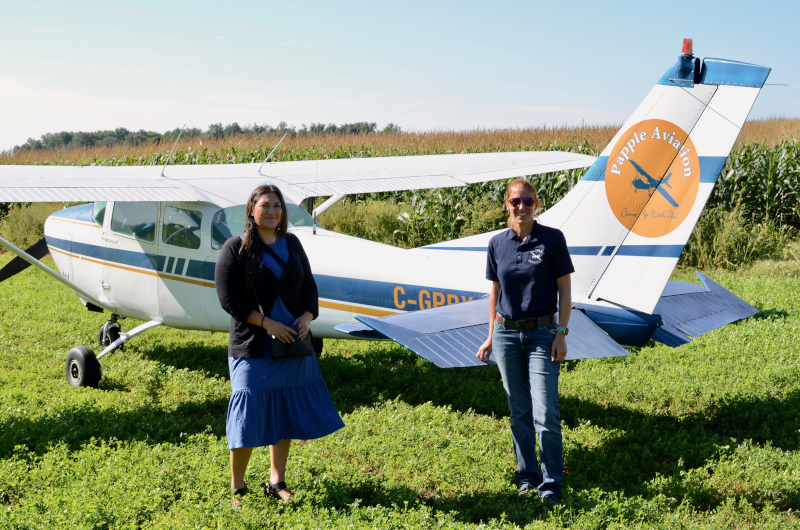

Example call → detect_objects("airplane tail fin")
541 40 770 313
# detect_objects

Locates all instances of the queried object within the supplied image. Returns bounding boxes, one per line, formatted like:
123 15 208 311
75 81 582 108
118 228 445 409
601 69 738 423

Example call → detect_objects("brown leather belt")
496 314 556 330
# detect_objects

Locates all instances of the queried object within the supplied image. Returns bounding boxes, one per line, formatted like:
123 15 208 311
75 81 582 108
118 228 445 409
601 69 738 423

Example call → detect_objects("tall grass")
679 205 796 270
0 203 66 252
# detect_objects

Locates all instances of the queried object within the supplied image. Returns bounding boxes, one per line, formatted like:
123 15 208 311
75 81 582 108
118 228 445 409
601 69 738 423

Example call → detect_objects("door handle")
102 234 118 243
101 281 111 290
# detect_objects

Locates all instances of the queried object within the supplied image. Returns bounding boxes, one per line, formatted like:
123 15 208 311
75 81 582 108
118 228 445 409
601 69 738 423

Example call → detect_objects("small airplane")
629 160 679 207
0 40 769 387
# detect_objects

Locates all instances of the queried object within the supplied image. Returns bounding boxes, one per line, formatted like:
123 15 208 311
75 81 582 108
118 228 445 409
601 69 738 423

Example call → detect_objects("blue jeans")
492 321 562 497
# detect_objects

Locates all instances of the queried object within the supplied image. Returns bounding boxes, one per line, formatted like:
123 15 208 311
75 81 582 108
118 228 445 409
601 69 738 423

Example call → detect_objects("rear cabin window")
162 206 203 250
211 206 245 250
92 202 107 227
110 202 157 243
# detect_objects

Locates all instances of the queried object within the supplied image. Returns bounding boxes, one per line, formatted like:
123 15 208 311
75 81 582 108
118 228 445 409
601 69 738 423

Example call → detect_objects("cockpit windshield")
211 203 322 250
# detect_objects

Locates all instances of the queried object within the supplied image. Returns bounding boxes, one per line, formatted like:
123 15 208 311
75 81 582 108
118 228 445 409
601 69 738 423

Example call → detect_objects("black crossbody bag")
252 243 314 359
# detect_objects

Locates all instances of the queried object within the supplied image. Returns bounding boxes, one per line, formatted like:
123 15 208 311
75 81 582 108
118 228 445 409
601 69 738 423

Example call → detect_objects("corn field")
1 123 799 261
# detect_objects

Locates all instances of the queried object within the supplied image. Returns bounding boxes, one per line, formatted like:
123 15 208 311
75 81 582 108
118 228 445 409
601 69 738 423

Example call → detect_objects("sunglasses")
508 197 535 207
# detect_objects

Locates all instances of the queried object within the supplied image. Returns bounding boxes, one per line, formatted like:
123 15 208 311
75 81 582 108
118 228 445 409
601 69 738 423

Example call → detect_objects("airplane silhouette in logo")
629 159 679 207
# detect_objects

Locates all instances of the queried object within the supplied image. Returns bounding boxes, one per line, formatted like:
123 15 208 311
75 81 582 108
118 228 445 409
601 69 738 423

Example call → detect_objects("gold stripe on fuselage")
49 217 100 228
48 246 401 318
47 246 216 289
318 299 399 317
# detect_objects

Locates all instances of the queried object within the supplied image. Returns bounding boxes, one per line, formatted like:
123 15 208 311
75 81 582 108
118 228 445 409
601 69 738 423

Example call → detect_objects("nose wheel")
65 346 102 387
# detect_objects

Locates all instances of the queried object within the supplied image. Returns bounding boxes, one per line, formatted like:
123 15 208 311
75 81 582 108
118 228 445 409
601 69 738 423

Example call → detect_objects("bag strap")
260 237 300 285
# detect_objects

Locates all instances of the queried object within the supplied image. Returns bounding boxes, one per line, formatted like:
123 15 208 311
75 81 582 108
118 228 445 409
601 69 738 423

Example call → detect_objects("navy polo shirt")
486 223 574 320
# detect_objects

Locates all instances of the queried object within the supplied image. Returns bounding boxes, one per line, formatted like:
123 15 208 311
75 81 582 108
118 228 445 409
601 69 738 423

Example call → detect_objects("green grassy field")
2 254 800 529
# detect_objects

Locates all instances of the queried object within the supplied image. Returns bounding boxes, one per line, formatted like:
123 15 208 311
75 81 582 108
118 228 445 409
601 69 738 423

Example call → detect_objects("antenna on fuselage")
160 125 186 177
312 161 319 235
257 133 288 176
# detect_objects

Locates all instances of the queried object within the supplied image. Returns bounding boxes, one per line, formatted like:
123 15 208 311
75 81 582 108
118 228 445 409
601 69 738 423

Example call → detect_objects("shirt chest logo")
528 245 544 264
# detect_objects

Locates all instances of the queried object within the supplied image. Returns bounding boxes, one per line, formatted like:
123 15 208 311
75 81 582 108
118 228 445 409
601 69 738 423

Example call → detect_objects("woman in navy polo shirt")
477 178 574 504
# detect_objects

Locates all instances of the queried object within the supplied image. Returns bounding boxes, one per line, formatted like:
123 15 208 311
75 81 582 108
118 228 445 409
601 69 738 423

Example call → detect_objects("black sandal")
231 483 248 508
266 481 293 501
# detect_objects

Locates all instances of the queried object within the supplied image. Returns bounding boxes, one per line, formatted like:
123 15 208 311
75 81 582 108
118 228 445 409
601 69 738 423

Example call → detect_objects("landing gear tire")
66 346 102 388
312 337 324 355
98 321 122 350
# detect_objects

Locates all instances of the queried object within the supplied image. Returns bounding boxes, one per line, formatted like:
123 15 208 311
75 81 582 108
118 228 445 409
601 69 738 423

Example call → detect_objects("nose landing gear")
98 315 124 350
65 317 161 388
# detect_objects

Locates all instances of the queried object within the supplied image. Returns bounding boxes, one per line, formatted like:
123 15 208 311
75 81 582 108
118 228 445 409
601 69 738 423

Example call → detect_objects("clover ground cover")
1 255 800 528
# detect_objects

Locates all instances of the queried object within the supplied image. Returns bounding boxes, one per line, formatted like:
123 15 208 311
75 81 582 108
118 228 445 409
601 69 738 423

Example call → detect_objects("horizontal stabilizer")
354 299 628 369
334 322 388 339
652 272 758 347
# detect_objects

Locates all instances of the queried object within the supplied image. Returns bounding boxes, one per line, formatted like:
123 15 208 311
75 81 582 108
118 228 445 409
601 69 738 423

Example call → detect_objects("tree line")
14 121 402 152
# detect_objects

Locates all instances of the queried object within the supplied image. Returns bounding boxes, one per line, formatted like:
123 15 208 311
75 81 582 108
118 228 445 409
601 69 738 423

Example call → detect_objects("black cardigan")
215 234 319 358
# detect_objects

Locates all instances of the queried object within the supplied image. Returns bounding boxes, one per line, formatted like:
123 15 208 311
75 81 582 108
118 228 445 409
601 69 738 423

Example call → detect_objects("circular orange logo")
605 119 700 238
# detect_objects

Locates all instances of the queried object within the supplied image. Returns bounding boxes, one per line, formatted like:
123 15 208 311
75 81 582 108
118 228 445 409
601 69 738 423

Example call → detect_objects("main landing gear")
65 315 162 388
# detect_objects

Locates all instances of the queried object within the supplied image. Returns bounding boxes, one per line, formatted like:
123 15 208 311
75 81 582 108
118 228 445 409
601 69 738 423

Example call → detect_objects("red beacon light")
681 38 693 56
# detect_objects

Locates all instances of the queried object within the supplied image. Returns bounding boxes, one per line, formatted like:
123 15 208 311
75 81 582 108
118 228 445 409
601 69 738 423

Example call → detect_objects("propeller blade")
0 238 50 283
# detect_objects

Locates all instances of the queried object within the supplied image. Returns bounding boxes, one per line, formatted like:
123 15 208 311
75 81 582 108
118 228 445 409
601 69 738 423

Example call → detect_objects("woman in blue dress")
216 184 344 503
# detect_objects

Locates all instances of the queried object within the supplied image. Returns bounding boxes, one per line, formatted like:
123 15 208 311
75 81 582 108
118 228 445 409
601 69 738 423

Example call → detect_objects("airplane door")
156 204 212 330
205 205 247 330
102 201 161 321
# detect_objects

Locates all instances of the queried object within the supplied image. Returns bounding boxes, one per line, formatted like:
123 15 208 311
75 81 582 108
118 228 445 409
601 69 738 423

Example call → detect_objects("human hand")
293 311 314 340
551 333 567 362
264 318 298 343
476 338 492 363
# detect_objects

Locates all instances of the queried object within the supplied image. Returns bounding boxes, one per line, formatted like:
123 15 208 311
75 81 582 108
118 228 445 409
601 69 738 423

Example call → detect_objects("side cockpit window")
212 206 246 250
110 202 157 243
163 206 203 250
92 201 107 227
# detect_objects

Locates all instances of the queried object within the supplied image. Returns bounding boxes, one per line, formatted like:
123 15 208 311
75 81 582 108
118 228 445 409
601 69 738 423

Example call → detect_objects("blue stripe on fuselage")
582 155 726 183
316 274 485 312
43 236 487 309
421 245 684 257
45 236 216 281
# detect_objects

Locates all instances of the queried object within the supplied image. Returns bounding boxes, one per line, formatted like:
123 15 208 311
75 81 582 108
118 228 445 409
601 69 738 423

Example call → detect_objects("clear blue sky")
1 0 797 151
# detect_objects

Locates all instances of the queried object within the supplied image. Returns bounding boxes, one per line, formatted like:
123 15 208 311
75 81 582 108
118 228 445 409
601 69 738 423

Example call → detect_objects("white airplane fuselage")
44 201 492 339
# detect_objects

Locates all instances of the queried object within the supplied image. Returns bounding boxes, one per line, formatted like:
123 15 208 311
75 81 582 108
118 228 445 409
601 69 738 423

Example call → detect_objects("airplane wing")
0 151 595 207
336 298 628 368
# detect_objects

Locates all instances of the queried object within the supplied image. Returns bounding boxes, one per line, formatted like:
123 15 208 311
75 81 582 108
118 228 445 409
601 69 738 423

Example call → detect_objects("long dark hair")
240 184 289 263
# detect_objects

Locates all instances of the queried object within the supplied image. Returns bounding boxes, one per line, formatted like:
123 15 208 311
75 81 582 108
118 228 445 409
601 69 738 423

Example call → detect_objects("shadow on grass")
0 396 229 459
753 308 790 320
302 477 554 526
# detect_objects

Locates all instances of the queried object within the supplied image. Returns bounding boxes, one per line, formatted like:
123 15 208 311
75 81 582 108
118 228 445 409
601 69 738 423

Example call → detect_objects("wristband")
260 314 267 331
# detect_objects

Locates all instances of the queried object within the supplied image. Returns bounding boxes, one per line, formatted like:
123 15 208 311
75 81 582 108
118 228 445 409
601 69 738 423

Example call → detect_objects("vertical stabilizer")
540 41 770 313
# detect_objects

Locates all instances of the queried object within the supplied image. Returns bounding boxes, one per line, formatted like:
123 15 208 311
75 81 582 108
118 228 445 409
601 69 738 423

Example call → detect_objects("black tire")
312 336 324 355
66 346 102 388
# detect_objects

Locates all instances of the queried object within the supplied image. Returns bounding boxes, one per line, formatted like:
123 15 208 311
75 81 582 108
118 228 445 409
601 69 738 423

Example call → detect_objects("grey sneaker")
517 483 535 496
